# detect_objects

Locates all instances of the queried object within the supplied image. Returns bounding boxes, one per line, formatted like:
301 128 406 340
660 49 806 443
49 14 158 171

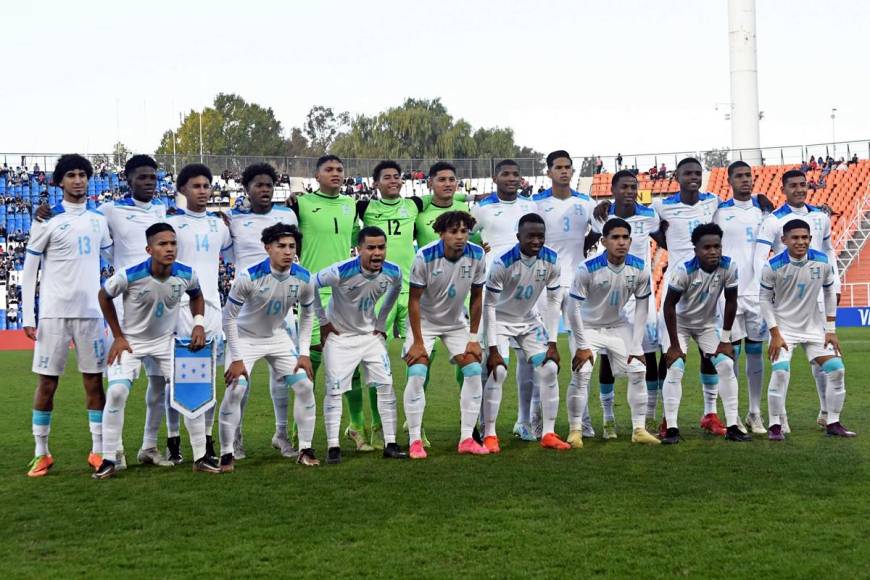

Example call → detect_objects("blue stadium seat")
0 311 7 331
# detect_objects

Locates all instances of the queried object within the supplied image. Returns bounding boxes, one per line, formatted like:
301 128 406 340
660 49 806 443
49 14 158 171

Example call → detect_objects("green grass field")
2 331 869 578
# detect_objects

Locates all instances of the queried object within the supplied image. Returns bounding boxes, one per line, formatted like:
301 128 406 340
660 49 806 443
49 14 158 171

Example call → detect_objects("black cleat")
326 446 342 465
92 460 117 480
472 425 483 445
297 448 320 467
205 435 218 462
661 427 682 445
193 455 221 474
383 442 408 459
166 436 183 465
219 453 235 473
725 425 752 442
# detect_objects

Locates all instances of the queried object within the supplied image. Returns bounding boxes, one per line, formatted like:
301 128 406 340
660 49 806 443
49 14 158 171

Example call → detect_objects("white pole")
728 0 761 165
831 107 838 159
199 110 204 163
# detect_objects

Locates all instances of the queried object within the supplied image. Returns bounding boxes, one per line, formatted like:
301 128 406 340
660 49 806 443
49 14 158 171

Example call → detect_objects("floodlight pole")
728 0 761 165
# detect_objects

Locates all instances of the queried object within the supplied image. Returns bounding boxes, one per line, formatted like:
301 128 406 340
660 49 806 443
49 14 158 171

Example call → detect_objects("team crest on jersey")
399 206 409 218
287 284 299 299
810 266 821 280
712 273 721 287
460 264 473 279
90 218 101 233
535 268 547 281
625 274 636 288
170 284 183 303
342 205 352 215
208 219 219 233
573 204 583 215
379 279 389 292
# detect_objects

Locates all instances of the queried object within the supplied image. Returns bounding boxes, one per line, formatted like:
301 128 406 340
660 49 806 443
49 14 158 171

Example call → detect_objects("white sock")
103 381 131 460
404 366 427 442
32 409 51 456
164 386 181 438
218 378 248 455
822 360 846 424
459 365 483 441
184 414 207 461
516 354 533 424
143 375 166 449
324 392 343 448
375 383 397 445
627 372 647 429
812 362 828 413
289 375 316 449
236 385 251 443
767 364 790 426
713 355 739 427
269 367 289 437
701 373 718 416
567 365 592 431
663 360 685 429
646 380 659 420
535 361 559 435
746 349 764 415
530 382 541 420
599 383 615 422
88 409 102 454
483 365 507 437
204 405 215 435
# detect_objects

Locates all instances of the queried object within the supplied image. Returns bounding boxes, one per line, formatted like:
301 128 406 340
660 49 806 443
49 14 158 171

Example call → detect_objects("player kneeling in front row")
402 211 488 458
220 224 320 470
661 223 749 444
482 213 569 452
95 223 217 479
760 219 855 440
316 226 407 464
566 218 660 447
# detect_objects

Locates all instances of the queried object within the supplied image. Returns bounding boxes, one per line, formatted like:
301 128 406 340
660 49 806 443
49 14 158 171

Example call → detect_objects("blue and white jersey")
757 203 831 256
714 197 765 297
570 253 651 328
667 256 738 329
533 188 595 286
316 256 402 335
224 259 315 356
23 200 112 325
102 259 201 341
409 240 487 331
652 192 720 270
229 206 298 271
591 202 660 264
485 244 561 327
169 208 233 337
100 197 166 271
760 250 836 342
471 193 538 267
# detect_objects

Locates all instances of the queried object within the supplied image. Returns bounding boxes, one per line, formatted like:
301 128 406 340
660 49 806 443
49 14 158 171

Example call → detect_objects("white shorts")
32 318 107 375
402 323 470 361
660 324 721 356
232 333 302 380
623 294 659 353
106 298 163 377
717 294 767 343
772 334 836 364
582 325 647 376
107 336 173 385
485 321 549 363
324 333 391 394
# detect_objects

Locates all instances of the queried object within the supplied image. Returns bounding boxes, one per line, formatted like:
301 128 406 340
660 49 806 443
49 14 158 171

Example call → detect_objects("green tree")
303 106 350 155
112 141 130 167
703 148 731 170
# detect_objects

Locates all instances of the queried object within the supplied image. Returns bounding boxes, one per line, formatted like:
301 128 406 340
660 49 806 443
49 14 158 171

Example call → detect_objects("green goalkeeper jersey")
358 196 423 290
293 191 358 276
415 193 471 247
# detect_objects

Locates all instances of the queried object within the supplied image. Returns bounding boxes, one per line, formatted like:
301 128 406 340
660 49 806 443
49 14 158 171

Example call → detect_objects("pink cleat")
409 440 428 459
457 437 490 455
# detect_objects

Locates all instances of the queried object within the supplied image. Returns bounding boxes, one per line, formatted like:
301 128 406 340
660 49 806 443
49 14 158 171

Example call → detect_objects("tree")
112 142 130 167
703 148 731 170
303 106 350 155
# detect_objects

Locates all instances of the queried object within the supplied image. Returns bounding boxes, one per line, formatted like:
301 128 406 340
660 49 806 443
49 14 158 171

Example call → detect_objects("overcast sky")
2 0 867 159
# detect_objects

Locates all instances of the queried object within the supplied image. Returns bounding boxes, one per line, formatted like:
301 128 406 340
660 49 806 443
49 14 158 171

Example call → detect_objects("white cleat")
271 434 298 459
138 447 174 467
115 450 128 471
745 413 767 434
781 414 791 434
816 411 828 429
234 437 246 460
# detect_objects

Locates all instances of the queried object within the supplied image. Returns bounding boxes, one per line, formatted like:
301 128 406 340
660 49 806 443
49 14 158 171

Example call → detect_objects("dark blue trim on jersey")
807 249 829 263
684 257 700 274
382 261 401 279
569 292 585 301
757 239 773 246
247 258 272 281
610 202 656 218
719 256 732 269
625 254 645 270
636 292 652 299
532 188 591 202
584 253 608 273
464 242 484 260
772 203 822 218
498 245 522 268
768 250 790 271
227 295 243 307
421 241 445 263
170 261 193 280
718 197 761 209
486 286 502 294
125 259 152 283
51 202 66 215
477 193 501 207
338 257 362 280
26 248 42 256
538 246 558 264
290 262 311 283
663 192 717 205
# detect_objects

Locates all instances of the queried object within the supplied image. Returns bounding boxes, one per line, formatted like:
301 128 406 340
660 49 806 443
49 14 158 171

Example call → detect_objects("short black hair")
602 217 632 237
145 222 175 243
611 170 637 187
518 212 545 230
433 210 476 233
261 223 302 253
429 161 457 178
727 160 751 178
546 150 572 169
53 154 93 185
783 219 811 234
676 157 702 171
316 155 343 170
373 160 402 182
357 225 386 245
242 163 278 188
125 154 158 177
177 163 212 189
494 159 520 174
690 222 723 246
782 169 806 186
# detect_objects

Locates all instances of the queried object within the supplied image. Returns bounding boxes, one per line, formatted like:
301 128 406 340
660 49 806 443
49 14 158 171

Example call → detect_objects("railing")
835 181 870 271
840 283 870 307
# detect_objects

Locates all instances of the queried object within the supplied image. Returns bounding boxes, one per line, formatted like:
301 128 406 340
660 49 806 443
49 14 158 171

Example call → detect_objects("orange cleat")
457 437 489 455
27 455 54 478
700 413 727 436
409 440 428 460
88 452 102 471
483 436 501 453
540 433 571 450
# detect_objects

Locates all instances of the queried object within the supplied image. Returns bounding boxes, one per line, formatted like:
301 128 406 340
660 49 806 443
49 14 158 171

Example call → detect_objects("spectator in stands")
809 156 818 170
595 156 603 174
629 165 639 176
800 160 809 173
616 153 623 170
659 162 667 179
848 153 859 166
649 165 658 179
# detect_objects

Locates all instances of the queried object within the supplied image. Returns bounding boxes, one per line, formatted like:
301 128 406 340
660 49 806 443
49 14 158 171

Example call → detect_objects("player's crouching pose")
220 224 320 471
482 213 569 452
661 223 749 444
760 219 856 440
566 218 660 447
402 211 488 459
316 226 408 464
95 223 215 479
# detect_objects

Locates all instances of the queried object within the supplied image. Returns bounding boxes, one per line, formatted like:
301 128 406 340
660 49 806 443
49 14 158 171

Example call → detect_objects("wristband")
825 321 836 333
193 314 205 328
719 329 731 343
469 332 479 342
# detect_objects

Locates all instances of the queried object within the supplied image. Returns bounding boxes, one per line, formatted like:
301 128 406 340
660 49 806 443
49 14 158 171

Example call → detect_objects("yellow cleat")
567 430 584 449
27 455 54 477
631 427 661 445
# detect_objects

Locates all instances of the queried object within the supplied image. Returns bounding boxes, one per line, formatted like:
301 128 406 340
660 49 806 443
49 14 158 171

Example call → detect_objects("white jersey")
757 204 831 255
714 197 765 297
471 193 538 267
410 240 487 331
102 259 201 341
315 257 402 335
229 206 298 271
760 249 836 342
22 201 112 326
100 197 166 270
168 209 233 336
532 188 595 286
591 202 660 264
569 253 651 328
485 244 561 327
652 192 720 271
667 256 738 329
224 259 315 358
